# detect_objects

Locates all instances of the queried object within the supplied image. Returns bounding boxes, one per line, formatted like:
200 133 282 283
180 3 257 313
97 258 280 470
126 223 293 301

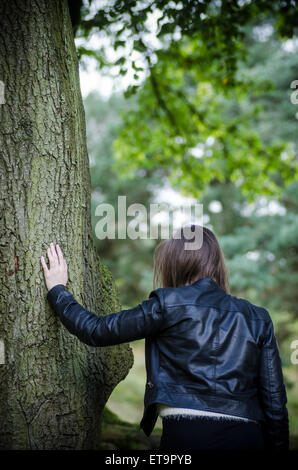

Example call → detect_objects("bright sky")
76 2 166 98
78 62 115 98
75 32 143 98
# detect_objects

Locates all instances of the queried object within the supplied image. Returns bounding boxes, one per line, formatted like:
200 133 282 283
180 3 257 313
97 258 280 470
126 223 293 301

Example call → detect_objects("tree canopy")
70 0 298 200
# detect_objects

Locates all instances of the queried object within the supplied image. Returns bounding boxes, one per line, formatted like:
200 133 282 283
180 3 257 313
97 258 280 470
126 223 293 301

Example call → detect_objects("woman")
41 225 289 450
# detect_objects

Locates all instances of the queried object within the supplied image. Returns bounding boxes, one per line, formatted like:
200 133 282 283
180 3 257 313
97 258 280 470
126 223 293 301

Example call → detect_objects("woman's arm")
46 285 164 346
258 316 289 450
41 244 164 346
40 243 68 291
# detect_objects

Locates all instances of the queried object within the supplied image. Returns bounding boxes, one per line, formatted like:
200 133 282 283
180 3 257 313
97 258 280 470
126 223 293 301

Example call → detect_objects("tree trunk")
0 0 133 449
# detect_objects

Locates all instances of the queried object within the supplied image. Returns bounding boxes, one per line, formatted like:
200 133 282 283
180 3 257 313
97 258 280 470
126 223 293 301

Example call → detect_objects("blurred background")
75 0 298 448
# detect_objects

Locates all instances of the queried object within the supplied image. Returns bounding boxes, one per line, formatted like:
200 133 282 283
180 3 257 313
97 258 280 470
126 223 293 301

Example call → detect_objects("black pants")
159 416 265 451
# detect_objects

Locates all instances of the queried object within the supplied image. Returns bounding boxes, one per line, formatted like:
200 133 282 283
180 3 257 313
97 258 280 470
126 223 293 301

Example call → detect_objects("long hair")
153 224 230 293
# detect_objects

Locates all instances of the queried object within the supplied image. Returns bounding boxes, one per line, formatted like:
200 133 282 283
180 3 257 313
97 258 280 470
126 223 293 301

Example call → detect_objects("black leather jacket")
47 277 289 449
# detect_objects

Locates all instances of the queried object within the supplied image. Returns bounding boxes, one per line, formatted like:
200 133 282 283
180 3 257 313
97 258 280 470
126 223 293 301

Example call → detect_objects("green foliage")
113 28 297 200
79 0 298 83
203 182 298 314
84 91 163 308
77 2 298 200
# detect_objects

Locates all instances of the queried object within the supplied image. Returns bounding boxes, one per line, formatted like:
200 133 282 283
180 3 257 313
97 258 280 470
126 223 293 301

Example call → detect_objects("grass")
105 338 162 429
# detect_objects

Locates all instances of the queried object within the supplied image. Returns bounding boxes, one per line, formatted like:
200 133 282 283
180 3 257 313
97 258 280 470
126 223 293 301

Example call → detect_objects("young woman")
40 225 289 451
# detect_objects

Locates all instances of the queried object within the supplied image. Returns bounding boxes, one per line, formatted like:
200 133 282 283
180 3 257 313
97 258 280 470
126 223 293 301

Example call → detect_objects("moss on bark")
100 407 161 451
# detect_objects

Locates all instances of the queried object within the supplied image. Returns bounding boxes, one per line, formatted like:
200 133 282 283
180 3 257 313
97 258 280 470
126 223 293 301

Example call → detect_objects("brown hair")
153 224 230 293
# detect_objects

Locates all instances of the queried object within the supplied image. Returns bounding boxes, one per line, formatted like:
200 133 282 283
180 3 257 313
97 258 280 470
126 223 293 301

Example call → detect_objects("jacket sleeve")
46 284 164 347
258 316 289 450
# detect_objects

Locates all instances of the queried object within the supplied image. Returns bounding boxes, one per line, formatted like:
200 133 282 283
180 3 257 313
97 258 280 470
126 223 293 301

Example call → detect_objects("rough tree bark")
0 0 133 449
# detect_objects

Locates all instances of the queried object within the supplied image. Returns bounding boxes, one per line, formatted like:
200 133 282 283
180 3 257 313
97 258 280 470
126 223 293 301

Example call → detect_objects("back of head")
153 224 230 293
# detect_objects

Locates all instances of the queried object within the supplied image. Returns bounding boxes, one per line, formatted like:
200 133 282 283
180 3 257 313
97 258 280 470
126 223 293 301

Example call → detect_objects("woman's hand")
40 243 68 292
